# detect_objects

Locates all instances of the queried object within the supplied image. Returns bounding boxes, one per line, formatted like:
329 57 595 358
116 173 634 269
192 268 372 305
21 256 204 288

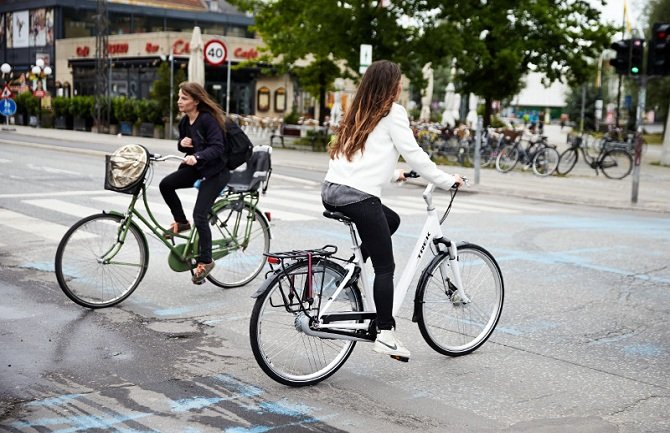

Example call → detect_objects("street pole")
169 54 174 139
579 84 586 132
226 57 231 114
474 116 482 184
631 75 646 204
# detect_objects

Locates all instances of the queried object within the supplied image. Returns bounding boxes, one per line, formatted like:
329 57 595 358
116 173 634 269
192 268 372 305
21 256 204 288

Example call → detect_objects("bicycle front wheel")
556 148 578 175
250 259 362 386
496 145 519 173
55 213 148 308
416 243 503 356
532 146 559 177
207 202 270 288
600 149 633 179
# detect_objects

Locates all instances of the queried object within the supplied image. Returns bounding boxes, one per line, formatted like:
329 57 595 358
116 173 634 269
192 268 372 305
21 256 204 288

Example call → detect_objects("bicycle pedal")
390 355 409 363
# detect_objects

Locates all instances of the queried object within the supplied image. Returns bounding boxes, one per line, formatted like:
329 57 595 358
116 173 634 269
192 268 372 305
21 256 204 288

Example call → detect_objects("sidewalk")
2 123 669 214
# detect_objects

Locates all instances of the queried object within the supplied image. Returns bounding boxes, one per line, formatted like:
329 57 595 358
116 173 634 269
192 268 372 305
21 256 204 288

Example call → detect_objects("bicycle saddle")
323 210 352 223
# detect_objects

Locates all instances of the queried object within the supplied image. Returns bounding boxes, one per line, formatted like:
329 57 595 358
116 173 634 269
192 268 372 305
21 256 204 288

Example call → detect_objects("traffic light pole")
631 75 646 204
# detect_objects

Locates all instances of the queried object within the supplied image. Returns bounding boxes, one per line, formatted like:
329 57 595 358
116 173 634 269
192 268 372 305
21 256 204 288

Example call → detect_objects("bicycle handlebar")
150 154 185 162
403 171 469 189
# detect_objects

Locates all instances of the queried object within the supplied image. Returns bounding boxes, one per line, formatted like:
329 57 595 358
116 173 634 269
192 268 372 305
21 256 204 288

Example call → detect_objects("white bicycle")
249 176 504 386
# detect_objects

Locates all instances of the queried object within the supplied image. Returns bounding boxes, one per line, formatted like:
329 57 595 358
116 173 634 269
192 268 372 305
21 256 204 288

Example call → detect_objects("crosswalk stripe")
23 199 103 219
0 209 72 242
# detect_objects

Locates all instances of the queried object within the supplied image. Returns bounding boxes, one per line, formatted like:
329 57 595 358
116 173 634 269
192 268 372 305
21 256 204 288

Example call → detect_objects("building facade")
0 0 294 118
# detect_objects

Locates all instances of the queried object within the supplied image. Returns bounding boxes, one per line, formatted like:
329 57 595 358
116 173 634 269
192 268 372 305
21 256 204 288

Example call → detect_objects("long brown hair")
329 60 401 161
178 81 227 128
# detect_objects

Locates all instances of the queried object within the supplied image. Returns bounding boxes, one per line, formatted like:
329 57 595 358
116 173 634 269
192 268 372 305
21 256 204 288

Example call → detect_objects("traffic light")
629 38 644 75
610 39 630 75
648 23 670 76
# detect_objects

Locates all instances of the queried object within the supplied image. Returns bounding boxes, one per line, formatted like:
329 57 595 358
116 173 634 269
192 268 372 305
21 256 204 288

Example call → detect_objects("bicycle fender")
251 272 278 298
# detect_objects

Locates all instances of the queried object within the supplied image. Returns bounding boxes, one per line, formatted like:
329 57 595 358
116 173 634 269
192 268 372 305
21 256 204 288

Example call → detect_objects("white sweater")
325 103 457 197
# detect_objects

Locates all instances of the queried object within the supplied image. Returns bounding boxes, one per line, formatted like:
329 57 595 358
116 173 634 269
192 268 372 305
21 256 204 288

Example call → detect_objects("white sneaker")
373 330 411 361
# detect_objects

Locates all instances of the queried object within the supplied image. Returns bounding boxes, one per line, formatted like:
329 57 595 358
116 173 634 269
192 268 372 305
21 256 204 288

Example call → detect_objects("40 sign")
204 40 227 66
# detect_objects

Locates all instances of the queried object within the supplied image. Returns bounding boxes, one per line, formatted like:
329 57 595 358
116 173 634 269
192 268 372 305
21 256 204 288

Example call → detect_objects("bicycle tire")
496 145 519 173
55 213 148 308
556 148 578 176
416 243 503 356
600 149 633 179
207 201 270 288
250 259 362 386
532 146 559 177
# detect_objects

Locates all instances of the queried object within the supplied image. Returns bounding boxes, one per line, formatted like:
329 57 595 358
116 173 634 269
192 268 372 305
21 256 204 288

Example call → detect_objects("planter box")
73 116 91 131
29 115 39 127
283 125 301 136
153 125 164 139
139 122 154 138
16 114 25 126
54 116 71 129
108 124 119 135
119 121 133 136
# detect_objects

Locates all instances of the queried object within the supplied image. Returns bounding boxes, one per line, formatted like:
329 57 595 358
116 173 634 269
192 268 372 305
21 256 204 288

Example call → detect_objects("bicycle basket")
104 144 150 194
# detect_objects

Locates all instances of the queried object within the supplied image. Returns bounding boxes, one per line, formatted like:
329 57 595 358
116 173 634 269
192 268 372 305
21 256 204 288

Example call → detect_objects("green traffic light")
631 66 639 74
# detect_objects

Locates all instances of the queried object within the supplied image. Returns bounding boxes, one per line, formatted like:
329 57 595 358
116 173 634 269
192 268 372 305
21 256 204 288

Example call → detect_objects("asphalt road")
1 135 669 433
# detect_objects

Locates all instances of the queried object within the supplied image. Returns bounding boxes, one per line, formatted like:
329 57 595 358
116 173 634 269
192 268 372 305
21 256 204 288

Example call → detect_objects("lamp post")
161 53 175 138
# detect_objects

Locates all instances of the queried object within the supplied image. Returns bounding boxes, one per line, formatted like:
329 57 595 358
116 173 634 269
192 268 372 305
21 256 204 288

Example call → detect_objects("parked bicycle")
495 132 559 176
249 176 504 386
556 133 633 179
55 144 272 309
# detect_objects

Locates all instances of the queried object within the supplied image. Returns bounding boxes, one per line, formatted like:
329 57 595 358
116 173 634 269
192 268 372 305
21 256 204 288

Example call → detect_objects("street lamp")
31 58 52 93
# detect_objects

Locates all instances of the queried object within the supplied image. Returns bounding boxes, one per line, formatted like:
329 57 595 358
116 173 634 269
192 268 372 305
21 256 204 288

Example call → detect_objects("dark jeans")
323 196 400 330
159 164 229 264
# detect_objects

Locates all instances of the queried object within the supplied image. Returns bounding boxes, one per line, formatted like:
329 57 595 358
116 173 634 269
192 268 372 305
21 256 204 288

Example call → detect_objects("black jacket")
177 112 227 179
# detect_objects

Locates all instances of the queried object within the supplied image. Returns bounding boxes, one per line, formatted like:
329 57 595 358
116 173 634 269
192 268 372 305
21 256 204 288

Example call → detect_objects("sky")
592 0 646 36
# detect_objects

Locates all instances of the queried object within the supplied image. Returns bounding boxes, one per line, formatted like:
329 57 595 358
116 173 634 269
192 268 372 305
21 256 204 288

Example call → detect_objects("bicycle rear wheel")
55 213 148 308
416 243 503 356
532 146 559 176
207 201 270 288
250 259 362 386
495 145 519 173
556 148 578 175
600 149 633 179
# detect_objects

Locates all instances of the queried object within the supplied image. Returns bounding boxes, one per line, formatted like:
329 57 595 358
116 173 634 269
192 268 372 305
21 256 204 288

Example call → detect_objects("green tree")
150 61 186 123
415 0 614 126
228 0 420 124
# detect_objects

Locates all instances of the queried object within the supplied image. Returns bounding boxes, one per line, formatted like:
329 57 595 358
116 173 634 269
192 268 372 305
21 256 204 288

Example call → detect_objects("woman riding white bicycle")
322 60 464 360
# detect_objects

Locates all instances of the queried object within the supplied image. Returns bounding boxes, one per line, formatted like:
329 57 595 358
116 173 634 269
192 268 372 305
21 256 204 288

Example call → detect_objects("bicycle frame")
314 183 468 333
102 182 266 271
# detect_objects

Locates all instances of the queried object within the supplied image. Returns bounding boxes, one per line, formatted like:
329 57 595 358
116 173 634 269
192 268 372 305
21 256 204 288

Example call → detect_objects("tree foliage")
230 0 614 126
150 61 186 122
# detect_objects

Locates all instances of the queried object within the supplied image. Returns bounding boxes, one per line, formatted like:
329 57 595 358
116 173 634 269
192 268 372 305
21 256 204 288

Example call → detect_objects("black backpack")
195 118 253 170
223 119 253 170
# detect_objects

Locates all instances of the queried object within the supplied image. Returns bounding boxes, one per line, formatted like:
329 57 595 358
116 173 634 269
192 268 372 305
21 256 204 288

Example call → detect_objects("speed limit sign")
204 40 227 66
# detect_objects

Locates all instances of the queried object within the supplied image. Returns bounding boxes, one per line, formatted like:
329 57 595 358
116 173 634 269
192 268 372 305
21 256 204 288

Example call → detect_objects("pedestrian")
321 60 464 360
159 81 229 284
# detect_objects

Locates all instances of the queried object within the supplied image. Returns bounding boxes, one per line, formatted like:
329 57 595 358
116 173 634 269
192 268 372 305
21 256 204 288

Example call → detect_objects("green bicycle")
55 144 272 309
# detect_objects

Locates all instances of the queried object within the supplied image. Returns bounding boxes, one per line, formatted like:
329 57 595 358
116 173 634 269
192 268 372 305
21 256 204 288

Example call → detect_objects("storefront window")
109 12 133 35
257 86 270 112
63 8 96 38
274 87 286 112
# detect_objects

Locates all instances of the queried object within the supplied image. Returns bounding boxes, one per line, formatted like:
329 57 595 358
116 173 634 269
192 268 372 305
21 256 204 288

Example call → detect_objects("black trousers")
159 165 229 264
323 196 400 330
